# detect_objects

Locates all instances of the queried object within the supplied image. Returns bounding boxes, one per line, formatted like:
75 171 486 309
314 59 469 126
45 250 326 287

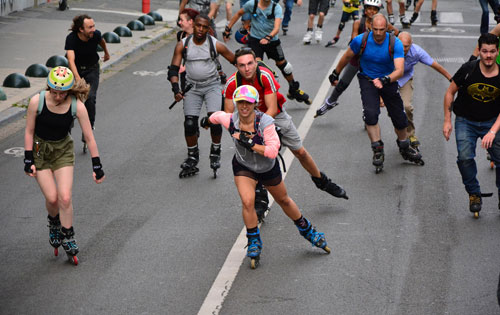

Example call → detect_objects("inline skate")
61 226 79 265
179 147 199 178
311 172 348 199
47 214 62 256
297 218 331 253
287 81 312 105
255 183 270 223
397 139 424 166
209 144 221 178
246 230 262 269
371 140 384 174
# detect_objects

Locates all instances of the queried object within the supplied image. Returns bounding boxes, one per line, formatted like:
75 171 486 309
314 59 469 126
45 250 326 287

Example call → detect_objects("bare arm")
263 93 278 118
169 41 185 101
66 50 81 81
24 94 39 176
99 38 110 62
179 0 188 15
388 24 400 36
226 8 244 31
224 97 234 113
216 41 235 65
443 81 459 141
430 61 452 81
351 20 361 40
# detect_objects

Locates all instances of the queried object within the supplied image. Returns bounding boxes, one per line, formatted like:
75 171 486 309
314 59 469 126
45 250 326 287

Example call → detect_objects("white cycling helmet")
364 0 382 8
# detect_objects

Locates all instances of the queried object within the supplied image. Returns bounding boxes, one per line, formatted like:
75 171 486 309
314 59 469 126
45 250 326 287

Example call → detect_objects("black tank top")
35 97 74 141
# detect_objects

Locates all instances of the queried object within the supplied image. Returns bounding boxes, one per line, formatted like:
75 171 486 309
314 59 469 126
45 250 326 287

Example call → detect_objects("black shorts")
232 156 282 186
308 0 330 15
248 36 286 62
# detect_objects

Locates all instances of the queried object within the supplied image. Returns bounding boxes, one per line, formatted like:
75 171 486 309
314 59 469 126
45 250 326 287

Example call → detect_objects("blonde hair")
46 78 90 102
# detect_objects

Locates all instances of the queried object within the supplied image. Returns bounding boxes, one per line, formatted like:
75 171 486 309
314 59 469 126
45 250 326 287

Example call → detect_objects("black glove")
92 157 105 180
329 70 339 85
379 75 391 86
223 26 232 39
24 150 34 173
238 132 255 150
200 116 211 128
171 82 180 95
468 54 478 62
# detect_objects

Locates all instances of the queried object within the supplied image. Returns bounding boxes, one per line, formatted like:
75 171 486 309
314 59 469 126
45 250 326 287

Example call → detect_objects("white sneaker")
315 28 323 43
303 30 313 43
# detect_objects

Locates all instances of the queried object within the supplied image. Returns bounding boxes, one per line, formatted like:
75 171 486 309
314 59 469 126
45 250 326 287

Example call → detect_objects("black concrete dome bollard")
127 20 145 31
0 87 6 100
138 15 155 26
25 64 50 77
113 26 132 37
147 11 163 22
3 73 30 88
103 31 121 43
46 55 69 68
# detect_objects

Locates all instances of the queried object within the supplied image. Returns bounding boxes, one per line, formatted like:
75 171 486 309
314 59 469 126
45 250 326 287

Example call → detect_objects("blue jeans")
283 0 295 27
479 0 500 34
455 116 500 194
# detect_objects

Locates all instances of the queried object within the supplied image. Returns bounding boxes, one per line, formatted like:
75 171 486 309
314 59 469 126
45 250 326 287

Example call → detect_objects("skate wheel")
54 247 58 256
70 255 78 265
473 212 479 219
305 99 312 105
250 257 259 269
303 42 310 45
323 246 331 254
213 170 217 179
375 167 383 174
417 160 425 166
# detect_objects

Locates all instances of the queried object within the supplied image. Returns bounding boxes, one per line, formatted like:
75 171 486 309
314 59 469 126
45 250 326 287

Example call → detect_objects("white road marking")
4 147 24 157
69 8 143 16
439 12 464 24
196 51 346 315
411 34 477 39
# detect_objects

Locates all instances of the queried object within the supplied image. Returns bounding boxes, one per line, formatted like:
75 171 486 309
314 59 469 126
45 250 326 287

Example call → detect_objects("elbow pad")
167 65 180 81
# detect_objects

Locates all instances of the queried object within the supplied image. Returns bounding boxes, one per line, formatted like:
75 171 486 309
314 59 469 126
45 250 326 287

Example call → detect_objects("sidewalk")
0 1 180 125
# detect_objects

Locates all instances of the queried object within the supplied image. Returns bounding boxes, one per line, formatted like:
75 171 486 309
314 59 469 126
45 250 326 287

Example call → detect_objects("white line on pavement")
69 8 142 16
196 50 346 315
411 34 478 39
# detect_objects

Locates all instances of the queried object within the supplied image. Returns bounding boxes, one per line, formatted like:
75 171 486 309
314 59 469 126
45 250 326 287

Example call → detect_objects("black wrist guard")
223 26 232 39
200 116 211 128
92 157 105 180
171 82 180 95
265 35 272 41
468 55 478 62
167 65 180 81
328 70 339 84
380 75 391 86
24 150 34 173
238 132 255 150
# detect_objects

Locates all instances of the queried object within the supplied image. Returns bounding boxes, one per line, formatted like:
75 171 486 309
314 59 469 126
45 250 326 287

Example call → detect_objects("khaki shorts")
34 134 75 171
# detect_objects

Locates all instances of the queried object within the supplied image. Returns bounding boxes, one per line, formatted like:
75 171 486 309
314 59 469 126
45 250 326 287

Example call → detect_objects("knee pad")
278 61 293 76
338 21 345 31
184 116 199 137
210 123 222 137
362 109 379 126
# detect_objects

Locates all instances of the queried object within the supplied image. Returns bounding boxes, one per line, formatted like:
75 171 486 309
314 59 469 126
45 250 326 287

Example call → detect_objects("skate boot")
469 194 482 219
47 214 62 256
400 15 411 29
255 182 270 223
397 139 425 166
179 147 200 178
282 25 288 36
431 10 438 26
303 30 313 45
388 14 395 25
409 135 420 151
315 27 323 43
311 172 348 199
287 81 312 105
61 226 79 265
315 99 339 118
405 0 412 10
209 144 221 178
246 230 262 269
410 12 419 24
330 0 336 7
296 218 331 253
371 140 384 174
325 36 339 48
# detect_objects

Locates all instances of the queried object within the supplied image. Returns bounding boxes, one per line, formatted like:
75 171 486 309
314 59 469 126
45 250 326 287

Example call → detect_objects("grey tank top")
183 35 219 84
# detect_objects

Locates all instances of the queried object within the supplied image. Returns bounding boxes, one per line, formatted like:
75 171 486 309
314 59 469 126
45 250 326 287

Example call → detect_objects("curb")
0 26 175 127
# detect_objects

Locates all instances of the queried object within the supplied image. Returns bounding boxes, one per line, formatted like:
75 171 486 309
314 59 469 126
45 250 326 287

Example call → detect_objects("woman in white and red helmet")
23 66 105 265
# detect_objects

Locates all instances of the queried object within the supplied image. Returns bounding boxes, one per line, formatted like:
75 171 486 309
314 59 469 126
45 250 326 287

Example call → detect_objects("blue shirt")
398 43 434 87
350 32 404 79
244 0 283 41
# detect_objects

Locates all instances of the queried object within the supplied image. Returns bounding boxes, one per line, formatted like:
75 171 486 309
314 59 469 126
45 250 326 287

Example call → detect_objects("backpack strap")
459 59 480 88
182 34 193 65
252 0 258 16
207 35 218 60
37 91 46 115
358 31 370 57
388 32 396 59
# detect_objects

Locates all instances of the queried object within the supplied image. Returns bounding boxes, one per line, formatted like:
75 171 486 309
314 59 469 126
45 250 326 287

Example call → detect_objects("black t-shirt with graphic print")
452 60 500 122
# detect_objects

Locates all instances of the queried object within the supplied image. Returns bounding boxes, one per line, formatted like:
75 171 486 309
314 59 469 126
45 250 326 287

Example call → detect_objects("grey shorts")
183 81 223 116
274 111 303 151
